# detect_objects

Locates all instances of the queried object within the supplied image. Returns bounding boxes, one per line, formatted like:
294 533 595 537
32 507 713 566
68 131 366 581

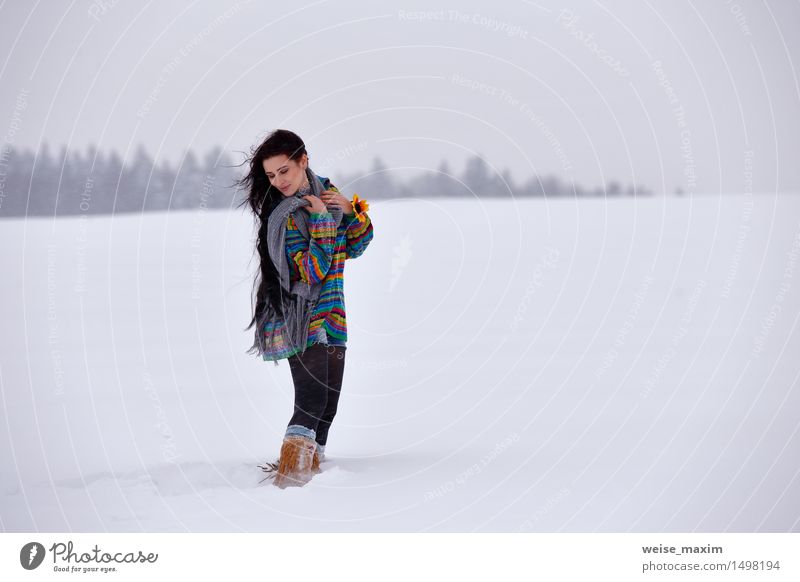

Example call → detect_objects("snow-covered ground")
1 193 798 532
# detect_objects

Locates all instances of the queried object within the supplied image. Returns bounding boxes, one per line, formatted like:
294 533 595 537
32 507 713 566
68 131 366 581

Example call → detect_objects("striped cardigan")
279 176 373 356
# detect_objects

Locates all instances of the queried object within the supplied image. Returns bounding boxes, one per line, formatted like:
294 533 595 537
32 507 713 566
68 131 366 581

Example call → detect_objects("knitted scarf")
249 167 344 364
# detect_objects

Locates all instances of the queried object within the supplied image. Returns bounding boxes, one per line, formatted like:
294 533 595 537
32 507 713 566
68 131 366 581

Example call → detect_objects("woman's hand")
302 195 328 214
320 189 354 215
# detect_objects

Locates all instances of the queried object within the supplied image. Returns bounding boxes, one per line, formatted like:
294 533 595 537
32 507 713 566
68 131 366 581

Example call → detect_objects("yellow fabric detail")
292 250 309 284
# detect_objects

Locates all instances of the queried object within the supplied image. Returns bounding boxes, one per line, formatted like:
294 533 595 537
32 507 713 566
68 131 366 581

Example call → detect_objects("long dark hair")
235 129 307 335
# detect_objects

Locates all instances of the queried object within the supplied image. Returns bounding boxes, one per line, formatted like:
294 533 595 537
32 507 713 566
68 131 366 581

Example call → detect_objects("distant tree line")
0 144 652 217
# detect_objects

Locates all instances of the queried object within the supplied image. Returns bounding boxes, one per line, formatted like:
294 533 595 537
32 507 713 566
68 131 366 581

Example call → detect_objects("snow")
1 193 799 532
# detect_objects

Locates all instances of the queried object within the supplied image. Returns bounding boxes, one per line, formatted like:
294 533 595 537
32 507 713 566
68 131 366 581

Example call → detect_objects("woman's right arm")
285 211 336 285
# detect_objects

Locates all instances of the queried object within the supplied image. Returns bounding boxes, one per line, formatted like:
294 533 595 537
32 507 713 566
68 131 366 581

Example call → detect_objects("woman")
237 129 374 488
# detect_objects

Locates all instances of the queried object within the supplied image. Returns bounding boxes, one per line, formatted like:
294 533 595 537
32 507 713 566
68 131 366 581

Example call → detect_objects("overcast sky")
1 0 798 195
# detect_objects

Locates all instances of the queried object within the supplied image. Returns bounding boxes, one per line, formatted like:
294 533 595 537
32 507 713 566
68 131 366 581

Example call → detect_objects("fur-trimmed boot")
273 434 317 489
311 443 325 474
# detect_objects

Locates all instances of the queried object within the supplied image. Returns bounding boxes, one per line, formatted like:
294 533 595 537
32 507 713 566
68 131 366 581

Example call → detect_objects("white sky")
1 0 798 194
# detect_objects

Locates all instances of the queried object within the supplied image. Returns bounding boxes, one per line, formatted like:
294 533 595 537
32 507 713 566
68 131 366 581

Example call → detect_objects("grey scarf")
249 167 344 364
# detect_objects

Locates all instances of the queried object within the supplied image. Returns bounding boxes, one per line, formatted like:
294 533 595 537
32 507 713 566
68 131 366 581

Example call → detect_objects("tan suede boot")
273 434 317 489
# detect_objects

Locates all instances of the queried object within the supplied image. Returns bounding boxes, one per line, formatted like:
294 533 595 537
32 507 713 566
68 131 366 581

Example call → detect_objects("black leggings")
286 342 346 447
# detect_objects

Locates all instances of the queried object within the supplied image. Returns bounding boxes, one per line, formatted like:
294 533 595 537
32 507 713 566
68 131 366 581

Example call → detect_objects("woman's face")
263 154 308 197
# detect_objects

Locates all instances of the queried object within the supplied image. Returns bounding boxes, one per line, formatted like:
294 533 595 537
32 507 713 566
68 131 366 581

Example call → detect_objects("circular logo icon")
20 542 46 570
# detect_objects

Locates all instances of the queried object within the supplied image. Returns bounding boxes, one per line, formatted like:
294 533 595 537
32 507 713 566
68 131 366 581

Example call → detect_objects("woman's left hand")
320 190 354 215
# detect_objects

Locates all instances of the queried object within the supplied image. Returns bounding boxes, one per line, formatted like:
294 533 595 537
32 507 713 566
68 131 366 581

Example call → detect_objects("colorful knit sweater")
279 176 373 356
